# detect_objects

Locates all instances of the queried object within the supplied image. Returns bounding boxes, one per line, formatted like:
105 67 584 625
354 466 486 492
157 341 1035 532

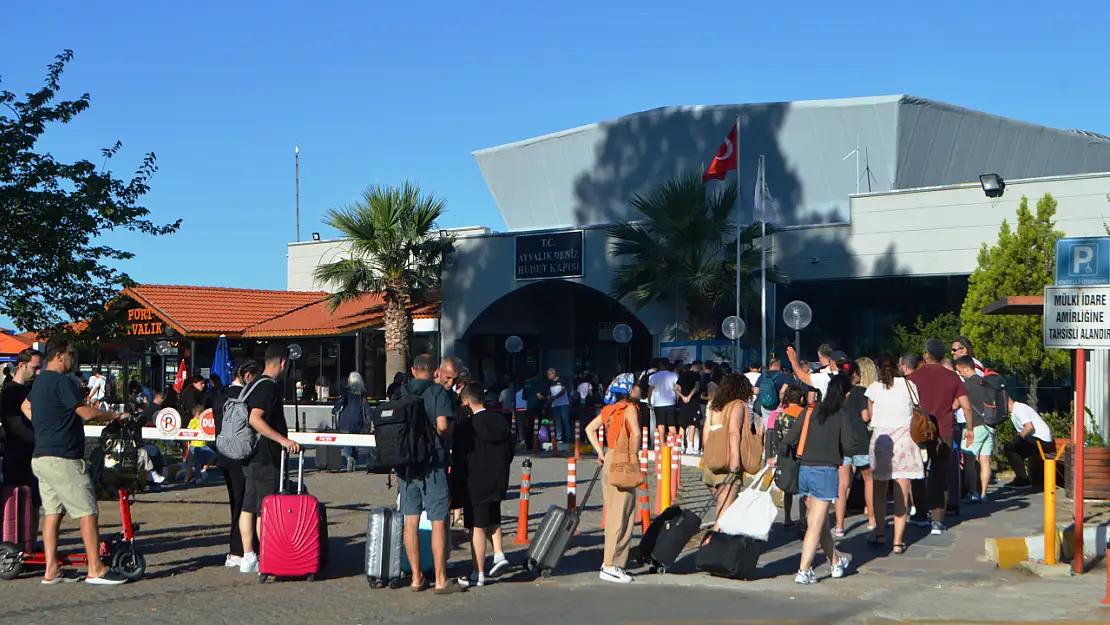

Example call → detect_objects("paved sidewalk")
2 450 1108 624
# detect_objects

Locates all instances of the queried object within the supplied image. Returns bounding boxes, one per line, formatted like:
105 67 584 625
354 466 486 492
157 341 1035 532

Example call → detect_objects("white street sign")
1043 286 1110 348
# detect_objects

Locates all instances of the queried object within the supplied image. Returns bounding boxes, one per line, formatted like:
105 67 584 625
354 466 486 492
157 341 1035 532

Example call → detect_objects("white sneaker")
599 566 633 583
149 471 166 485
224 554 242 568
458 573 485 588
830 556 850 579
239 552 259 574
489 557 510 578
794 569 817 585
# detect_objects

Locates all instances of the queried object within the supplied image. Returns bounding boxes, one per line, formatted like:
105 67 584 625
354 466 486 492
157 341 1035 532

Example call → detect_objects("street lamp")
722 315 746 367
612 323 633 373
782 301 812 358
288 343 303 432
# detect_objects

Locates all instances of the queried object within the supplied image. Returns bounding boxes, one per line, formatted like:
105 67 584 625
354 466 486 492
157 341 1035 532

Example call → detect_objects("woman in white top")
865 354 925 554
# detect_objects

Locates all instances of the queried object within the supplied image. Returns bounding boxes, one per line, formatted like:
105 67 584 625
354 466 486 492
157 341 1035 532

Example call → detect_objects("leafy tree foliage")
1 51 179 333
960 194 1068 405
891 312 961 360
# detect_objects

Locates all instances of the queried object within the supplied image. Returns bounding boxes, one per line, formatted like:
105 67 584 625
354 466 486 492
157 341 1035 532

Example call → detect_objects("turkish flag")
702 125 739 183
173 358 187 393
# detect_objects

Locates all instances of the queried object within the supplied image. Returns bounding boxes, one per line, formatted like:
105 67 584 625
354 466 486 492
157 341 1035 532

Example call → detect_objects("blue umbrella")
212 335 232 386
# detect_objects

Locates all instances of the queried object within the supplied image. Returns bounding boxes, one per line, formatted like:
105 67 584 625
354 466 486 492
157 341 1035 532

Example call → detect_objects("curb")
984 523 1108 570
1059 523 1110 560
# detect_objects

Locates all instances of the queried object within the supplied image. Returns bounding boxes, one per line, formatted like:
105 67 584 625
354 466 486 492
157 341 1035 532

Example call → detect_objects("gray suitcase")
523 464 602 578
365 507 404 588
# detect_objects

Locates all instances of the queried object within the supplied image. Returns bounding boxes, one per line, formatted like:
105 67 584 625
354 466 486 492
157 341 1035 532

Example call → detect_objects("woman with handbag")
700 373 753 521
585 373 643 584
865 354 925 554
769 373 856 585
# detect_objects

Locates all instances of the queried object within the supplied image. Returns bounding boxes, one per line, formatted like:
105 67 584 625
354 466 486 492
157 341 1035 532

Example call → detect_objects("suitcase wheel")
388 579 404 589
540 568 553 579
306 574 316 582
258 574 271 584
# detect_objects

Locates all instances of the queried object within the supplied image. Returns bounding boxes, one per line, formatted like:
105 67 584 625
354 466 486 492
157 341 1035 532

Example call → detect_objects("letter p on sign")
1073 245 1095 275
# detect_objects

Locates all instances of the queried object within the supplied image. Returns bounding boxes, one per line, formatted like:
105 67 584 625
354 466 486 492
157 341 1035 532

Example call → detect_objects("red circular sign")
198 408 216 437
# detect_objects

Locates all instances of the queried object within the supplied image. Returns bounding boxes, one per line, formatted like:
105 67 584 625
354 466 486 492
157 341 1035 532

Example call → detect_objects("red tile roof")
123 285 328 337
0 333 33 356
243 293 439 337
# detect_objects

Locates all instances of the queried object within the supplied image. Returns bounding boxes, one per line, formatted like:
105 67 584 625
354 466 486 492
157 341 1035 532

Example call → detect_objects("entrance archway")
461 280 652 388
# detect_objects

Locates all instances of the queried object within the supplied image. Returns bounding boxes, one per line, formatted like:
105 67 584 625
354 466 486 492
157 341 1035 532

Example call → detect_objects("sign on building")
515 231 583 280
1055 237 1110 286
1043 286 1110 349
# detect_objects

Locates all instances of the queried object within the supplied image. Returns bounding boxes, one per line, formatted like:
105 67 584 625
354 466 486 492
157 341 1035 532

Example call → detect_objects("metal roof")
473 95 1110 231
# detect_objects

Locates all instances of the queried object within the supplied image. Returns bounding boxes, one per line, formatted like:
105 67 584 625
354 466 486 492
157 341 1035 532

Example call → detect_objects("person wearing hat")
585 373 641 584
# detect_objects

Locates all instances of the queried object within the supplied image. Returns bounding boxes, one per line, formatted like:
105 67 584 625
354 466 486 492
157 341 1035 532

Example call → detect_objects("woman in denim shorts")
770 373 856 585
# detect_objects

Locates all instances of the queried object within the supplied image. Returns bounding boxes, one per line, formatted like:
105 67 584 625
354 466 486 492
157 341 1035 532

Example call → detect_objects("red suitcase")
258 451 325 582
1 485 34 553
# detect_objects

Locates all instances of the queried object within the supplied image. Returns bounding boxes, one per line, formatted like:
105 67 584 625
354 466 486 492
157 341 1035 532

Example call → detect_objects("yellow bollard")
660 444 672 510
1039 440 1057 565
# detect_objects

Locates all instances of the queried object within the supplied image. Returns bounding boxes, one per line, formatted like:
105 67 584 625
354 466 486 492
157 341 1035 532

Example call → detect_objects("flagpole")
759 155 768 370
734 115 742 368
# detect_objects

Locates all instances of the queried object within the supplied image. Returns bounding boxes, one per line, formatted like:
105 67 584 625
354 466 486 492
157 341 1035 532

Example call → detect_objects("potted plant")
1064 420 1110 501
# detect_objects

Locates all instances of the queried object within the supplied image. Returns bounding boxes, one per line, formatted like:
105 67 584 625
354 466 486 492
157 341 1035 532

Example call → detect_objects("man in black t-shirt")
676 362 702 454
24 338 127 585
237 343 300 575
1 349 43 507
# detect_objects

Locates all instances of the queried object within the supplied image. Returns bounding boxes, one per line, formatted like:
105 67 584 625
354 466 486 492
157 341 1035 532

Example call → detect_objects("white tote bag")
716 466 777 541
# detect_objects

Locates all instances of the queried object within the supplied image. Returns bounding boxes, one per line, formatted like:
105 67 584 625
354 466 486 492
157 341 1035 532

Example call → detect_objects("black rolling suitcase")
523 464 602 578
695 531 762 580
636 471 740 572
315 412 345 473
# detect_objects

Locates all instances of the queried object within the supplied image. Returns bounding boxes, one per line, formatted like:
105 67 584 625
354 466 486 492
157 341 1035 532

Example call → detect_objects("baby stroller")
0 418 147 581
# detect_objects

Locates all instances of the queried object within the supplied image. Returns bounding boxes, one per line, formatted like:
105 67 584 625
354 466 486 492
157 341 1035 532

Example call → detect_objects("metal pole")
759 155 767 370
734 115 742 368
1074 347 1086 575
295 146 300 243
794 330 801 357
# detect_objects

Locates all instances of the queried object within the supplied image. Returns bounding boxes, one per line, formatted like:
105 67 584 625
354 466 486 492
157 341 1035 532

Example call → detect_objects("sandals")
866 534 887 547
892 543 907 555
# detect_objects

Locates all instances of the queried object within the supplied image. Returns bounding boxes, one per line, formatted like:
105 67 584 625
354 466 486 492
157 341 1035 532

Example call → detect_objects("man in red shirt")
907 339 973 536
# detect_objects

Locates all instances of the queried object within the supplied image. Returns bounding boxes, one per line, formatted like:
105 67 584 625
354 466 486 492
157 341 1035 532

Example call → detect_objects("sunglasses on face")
951 346 964 353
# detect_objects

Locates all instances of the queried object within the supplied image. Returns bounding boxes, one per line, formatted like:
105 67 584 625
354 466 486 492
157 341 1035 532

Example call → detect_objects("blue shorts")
398 467 450 522
842 454 871 468
799 466 839 502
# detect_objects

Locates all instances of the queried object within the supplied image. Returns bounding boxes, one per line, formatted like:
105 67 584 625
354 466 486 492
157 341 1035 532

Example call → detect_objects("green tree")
891 312 961 358
313 182 453 386
606 171 786 339
960 193 1068 405
1 51 180 332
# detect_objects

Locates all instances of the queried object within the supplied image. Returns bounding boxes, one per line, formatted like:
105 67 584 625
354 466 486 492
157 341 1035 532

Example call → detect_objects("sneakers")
148 471 166 485
599 566 633 584
239 552 259 574
962 493 981 504
224 554 242 568
458 574 485 588
489 556 510 578
830 556 850 579
930 522 947 536
831 527 846 539
794 569 817 585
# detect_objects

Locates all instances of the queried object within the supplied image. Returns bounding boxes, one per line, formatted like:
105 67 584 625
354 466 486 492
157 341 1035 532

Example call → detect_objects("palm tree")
607 171 786 340
314 182 453 386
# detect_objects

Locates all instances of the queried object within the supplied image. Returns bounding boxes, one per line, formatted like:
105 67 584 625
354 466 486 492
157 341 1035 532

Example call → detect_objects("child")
773 385 807 528
185 403 217 484
453 382 514 587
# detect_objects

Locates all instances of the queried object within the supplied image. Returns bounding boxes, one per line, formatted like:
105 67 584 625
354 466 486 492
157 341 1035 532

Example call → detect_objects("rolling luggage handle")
279 449 307 495
577 463 603 513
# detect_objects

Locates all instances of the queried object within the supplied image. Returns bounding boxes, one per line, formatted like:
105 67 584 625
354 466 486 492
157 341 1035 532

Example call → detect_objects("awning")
982 295 1044 316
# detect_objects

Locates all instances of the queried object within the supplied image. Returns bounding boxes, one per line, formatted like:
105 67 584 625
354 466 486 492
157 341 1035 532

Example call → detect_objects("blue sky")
2 0 1107 329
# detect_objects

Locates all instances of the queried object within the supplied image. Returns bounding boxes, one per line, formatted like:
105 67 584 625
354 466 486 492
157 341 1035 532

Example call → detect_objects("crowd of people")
0 334 1060 590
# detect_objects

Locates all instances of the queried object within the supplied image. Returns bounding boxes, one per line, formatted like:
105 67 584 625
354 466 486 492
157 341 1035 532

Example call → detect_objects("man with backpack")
376 353 462 594
235 343 300 575
954 356 1006 502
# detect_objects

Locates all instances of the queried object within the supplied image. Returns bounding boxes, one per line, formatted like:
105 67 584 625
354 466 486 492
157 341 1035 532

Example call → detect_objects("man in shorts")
647 359 679 447
398 354 464 594
954 356 992 502
237 343 300 574
23 338 127 584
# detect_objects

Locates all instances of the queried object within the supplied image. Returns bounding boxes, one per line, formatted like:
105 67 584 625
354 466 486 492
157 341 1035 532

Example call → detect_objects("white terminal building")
288 95 1110 434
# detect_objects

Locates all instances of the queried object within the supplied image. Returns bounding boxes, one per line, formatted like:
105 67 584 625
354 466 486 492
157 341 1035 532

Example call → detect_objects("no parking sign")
156 407 182 438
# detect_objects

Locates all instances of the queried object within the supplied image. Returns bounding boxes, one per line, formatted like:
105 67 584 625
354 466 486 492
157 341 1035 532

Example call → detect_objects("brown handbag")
605 405 645 490
703 400 736 475
907 380 938 446
739 402 765 475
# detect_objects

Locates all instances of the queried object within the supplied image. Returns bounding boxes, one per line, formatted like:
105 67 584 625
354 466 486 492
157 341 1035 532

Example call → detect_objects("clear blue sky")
2 0 1107 329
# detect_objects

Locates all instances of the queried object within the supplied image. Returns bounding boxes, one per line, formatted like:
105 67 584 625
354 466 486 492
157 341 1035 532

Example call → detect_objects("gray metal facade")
473 95 1110 231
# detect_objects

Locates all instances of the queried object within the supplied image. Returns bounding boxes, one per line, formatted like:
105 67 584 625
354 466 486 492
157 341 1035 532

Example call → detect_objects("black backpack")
368 384 435 475
978 373 1009 427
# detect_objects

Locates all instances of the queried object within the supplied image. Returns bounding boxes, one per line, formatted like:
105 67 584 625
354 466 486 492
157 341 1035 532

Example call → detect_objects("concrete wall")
776 173 1110 281
440 226 676 363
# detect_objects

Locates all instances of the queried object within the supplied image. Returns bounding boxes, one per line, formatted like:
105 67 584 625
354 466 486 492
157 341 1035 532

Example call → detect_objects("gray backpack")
215 378 274 460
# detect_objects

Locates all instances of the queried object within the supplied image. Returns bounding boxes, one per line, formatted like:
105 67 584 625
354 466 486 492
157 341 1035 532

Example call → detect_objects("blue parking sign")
1056 237 1110 286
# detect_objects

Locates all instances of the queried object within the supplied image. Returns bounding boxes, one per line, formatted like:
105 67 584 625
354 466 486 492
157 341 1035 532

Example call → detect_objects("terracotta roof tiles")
124 285 327 336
